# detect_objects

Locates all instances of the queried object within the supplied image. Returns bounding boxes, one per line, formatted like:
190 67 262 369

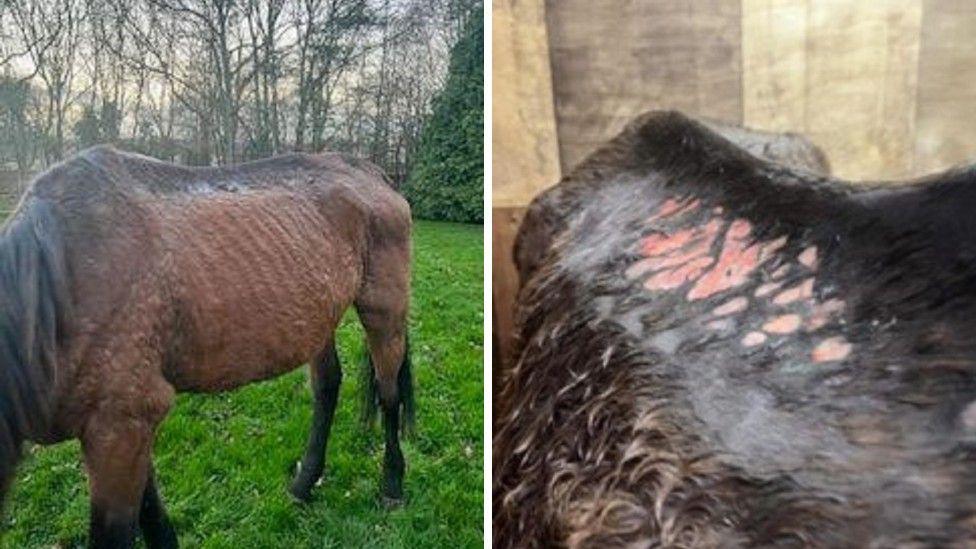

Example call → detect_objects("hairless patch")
770 264 791 279
639 220 723 291
641 227 696 257
806 299 846 331
799 246 818 269
644 256 715 291
759 236 788 260
811 336 852 362
763 314 802 334
657 197 700 218
755 281 782 298
688 219 768 300
712 297 749 317
741 331 767 347
640 220 722 272
628 200 853 363
773 278 815 305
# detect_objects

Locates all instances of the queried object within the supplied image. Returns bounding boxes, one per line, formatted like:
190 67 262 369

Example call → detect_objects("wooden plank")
743 0 922 180
492 0 562 208
742 0 808 132
803 0 921 180
915 0 976 174
546 0 742 173
492 206 527 371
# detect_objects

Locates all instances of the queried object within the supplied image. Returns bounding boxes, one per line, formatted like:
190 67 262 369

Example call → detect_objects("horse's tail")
0 198 70 505
360 334 415 436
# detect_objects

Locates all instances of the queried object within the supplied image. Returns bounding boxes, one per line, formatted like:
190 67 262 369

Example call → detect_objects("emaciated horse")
0 146 414 547
495 111 976 546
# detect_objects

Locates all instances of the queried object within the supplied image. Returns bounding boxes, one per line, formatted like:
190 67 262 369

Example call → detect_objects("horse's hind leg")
361 314 409 503
357 263 412 502
290 343 342 502
140 465 178 548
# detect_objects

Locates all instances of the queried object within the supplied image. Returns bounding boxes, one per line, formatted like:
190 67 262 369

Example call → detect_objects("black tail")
360 336 415 436
0 199 70 507
397 338 415 434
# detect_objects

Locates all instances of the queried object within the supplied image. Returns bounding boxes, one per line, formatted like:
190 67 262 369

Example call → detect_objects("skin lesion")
686 219 765 301
711 297 749 317
811 336 853 363
772 278 814 305
741 331 768 347
626 198 854 364
799 246 819 269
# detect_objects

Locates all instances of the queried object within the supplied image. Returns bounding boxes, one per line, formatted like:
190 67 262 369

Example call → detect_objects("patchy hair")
496 111 976 546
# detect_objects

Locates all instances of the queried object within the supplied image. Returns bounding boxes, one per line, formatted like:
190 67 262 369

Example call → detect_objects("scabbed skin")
494 111 976 547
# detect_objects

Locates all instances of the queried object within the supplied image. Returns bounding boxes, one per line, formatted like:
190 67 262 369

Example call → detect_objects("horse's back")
497 111 976 546
25 145 402 216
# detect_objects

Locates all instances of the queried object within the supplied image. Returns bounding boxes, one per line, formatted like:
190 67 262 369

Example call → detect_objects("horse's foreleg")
82 416 155 549
290 343 342 502
140 465 178 548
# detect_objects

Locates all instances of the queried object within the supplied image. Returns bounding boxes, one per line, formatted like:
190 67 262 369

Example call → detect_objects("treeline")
0 0 480 199
405 11 481 223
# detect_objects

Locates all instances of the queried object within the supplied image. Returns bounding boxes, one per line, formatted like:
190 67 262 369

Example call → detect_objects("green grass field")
1 219 485 548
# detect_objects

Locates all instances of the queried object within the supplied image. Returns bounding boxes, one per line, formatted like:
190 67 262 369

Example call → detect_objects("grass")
0 194 12 218
1 220 484 548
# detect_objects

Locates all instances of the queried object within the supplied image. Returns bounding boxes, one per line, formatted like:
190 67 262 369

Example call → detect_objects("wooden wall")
492 0 976 364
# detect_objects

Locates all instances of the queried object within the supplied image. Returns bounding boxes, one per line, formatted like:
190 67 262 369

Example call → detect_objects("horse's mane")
0 198 71 504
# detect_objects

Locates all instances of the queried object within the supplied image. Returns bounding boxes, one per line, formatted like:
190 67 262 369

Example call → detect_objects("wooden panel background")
492 0 976 366
547 0 743 172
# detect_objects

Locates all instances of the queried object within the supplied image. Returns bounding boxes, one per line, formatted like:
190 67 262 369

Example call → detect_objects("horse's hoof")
289 486 313 504
381 495 403 508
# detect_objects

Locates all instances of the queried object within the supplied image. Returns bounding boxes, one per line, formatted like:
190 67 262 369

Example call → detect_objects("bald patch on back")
625 197 853 364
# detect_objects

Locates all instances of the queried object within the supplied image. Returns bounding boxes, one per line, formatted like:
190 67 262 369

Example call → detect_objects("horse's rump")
495 111 976 546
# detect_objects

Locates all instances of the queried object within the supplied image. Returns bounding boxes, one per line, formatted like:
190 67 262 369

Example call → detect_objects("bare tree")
10 0 85 162
0 0 473 177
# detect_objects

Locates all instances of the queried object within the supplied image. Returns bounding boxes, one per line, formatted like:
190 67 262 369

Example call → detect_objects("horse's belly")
169 306 339 392
167 272 354 392
159 197 362 391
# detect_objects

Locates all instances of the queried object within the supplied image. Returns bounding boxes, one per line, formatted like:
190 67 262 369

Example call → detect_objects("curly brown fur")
495 259 857 548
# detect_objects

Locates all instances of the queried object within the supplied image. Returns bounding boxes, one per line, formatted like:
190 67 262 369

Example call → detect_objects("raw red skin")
712 297 749 317
773 278 815 305
812 336 852 362
631 199 849 362
687 219 764 301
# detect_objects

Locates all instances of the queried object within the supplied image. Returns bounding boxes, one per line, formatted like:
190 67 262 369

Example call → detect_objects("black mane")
0 198 70 504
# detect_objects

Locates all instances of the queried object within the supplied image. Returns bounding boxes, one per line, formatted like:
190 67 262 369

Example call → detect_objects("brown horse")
0 146 414 548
